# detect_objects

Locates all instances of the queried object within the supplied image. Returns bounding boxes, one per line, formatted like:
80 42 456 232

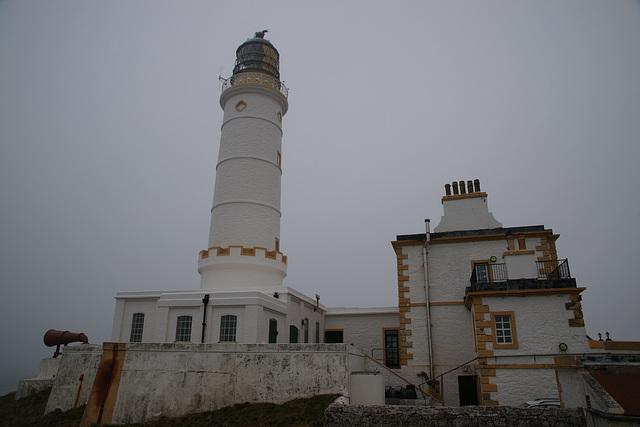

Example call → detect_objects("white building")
388 180 590 406
105 34 635 415
324 179 594 407
18 34 640 426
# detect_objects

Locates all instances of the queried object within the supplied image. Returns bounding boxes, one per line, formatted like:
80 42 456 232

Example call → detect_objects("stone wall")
324 402 586 426
44 344 103 414
15 358 60 400
74 342 360 425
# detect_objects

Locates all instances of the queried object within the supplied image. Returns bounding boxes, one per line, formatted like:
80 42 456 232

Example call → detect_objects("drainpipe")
423 219 434 380
201 294 210 343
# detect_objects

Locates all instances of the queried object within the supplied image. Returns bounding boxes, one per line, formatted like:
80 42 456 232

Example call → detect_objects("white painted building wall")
111 287 324 345
325 307 399 360
434 194 502 233
492 368 559 406
483 294 590 356
209 88 286 251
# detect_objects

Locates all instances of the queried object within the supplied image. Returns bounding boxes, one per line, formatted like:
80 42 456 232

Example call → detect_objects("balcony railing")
467 258 575 294
470 263 508 285
220 72 289 99
536 259 571 279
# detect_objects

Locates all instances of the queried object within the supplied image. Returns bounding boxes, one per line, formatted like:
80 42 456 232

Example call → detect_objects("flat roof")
396 225 546 241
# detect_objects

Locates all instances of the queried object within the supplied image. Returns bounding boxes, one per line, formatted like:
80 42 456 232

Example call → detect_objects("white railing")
220 72 288 98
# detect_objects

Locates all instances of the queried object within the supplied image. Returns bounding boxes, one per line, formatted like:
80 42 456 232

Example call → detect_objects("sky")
1 1 639 395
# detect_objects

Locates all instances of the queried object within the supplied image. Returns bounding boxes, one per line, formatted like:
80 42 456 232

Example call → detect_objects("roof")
396 225 546 242
587 366 640 416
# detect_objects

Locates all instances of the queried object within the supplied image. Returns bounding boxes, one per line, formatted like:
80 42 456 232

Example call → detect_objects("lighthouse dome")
232 30 280 80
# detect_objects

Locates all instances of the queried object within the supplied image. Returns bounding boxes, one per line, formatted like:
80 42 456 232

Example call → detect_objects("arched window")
289 325 298 343
219 315 237 342
175 316 192 342
129 313 144 343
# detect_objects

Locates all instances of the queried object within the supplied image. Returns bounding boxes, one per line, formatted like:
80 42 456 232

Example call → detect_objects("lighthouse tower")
111 33 324 345
198 31 289 290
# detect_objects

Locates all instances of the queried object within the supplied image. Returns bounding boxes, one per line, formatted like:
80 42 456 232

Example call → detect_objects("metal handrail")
536 259 570 279
220 72 288 98
470 263 508 285
363 354 443 404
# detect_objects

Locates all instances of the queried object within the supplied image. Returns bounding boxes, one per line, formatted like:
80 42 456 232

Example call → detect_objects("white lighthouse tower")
112 33 324 345
198 31 289 290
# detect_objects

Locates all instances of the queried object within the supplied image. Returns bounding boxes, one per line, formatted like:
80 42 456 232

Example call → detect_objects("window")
384 329 400 368
475 263 489 283
491 312 518 349
175 315 192 342
275 237 280 252
289 325 299 343
129 313 144 343
303 318 309 343
315 322 320 343
268 318 278 343
324 329 343 343
219 315 237 342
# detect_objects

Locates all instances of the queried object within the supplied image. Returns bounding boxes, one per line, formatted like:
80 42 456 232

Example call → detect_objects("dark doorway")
458 375 479 406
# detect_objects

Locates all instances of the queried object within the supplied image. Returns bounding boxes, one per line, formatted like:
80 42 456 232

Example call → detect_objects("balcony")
220 72 289 99
467 259 576 294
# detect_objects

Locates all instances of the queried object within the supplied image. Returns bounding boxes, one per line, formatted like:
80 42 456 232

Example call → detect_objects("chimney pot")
474 179 481 192
445 184 451 196
459 180 466 194
467 180 473 193
452 181 459 195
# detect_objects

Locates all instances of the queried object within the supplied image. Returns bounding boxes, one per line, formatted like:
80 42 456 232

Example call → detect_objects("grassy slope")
0 389 339 427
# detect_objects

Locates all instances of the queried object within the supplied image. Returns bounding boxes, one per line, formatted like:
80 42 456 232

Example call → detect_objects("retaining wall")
73 342 358 425
324 402 586 426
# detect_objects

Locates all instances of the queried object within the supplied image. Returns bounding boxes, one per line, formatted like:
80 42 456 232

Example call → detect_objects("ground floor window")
324 329 343 344
129 313 144 343
384 329 400 368
175 315 192 342
290 325 299 343
219 315 237 342
315 322 320 343
268 318 278 343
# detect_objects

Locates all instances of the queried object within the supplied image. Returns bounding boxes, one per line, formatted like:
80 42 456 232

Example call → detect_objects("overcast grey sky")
1 1 639 395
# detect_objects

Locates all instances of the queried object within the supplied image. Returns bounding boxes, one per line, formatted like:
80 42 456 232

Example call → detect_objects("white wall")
484 294 590 356
91 343 358 424
493 368 559 406
325 308 399 360
44 344 103 414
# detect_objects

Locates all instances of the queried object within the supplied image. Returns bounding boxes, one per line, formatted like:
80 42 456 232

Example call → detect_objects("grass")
0 389 84 427
0 389 340 427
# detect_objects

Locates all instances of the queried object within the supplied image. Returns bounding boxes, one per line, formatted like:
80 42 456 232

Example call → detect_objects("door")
458 375 479 406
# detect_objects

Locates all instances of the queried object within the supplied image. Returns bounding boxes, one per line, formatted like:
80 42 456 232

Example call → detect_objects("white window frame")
129 313 145 343
219 315 237 342
175 315 192 342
